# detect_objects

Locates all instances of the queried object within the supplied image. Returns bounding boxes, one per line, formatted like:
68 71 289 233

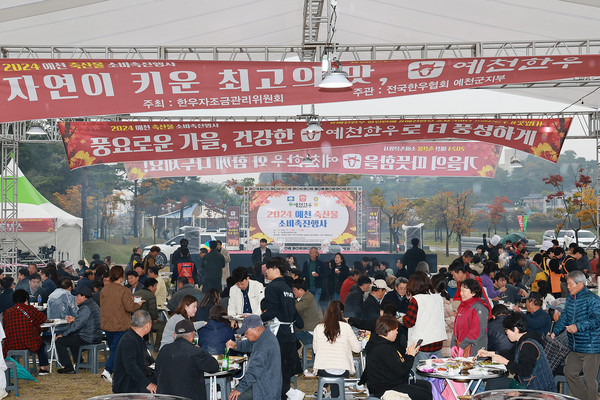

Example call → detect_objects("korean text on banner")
59 118 568 169
1 56 599 122
124 141 502 180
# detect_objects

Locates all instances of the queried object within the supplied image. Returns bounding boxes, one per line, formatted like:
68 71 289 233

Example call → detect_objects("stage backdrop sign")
248 189 358 245
60 118 568 169
125 141 501 180
366 207 381 249
226 206 240 248
2 56 599 122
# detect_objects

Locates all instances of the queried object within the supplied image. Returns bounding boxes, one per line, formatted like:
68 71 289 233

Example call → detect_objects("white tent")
0 164 83 263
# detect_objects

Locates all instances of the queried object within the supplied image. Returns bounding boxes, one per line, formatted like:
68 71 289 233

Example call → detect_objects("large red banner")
124 141 501 180
59 118 568 169
0 218 55 233
1 56 599 122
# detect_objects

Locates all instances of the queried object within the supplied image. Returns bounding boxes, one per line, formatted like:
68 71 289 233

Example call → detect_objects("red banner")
1 56 599 122
59 118 568 169
124 141 501 180
226 206 240 249
0 218 55 233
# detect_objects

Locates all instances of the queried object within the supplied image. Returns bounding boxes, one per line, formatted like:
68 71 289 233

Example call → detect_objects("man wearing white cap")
361 279 391 321
483 234 502 263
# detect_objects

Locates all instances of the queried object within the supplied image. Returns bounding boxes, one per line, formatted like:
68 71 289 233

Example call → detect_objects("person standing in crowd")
147 267 167 306
202 241 226 292
552 270 600 400
329 252 349 301
170 238 188 270
401 271 447 374
251 238 272 266
482 234 501 263
261 257 303 399
100 265 142 383
112 310 157 394
402 238 426 277
156 319 219 400
126 246 143 273
452 278 491 356
171 247 199 286
216 240 231 287
228 266 264 316
301 247 326 307
143 246 163 273
55 287 102 374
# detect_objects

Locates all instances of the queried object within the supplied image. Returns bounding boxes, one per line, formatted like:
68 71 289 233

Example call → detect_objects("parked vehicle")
542 229 597 249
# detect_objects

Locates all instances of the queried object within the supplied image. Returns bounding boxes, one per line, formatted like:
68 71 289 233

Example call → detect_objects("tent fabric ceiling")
1 0 600 108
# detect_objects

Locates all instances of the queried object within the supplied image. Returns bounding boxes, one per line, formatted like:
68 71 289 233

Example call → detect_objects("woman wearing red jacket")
451 278 491 356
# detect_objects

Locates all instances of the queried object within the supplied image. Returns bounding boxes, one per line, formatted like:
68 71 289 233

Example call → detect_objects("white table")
40 319 68 372
205 357 247 400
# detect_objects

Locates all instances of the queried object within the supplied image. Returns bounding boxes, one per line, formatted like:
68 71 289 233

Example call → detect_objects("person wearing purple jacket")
480 261 501 301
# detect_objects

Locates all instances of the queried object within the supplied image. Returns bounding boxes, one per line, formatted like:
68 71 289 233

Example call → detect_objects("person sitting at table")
156 319 219 400
55 287 102 374
291 278 322 350
312 300 362 398
452 278 491 356
343 275 371 319
478 312 554 391
197 288 220 322
228 266 264 316
112 310 157 394
383 277 409 314
359 314 431 400
197 304 234 355
2 289 50 375
15 268 29 292
487 304 514 353
226 314 282 400
27 273 47 303
47 277 78 333
137 278 166 352
521 291 552 337
75 269 94 294
0 277 15 315
167 276 202 313
40 268 57 296
160 294 206 350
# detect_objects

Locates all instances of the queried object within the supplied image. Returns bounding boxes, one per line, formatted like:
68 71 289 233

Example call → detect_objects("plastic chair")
554 375 569 395
75 342 108 374
317 376 346 400
7 350 37 377
302 343 314 370
5 360 18 397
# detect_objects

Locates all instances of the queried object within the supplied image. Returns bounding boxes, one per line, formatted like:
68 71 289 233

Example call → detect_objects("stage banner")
60 117 568 169
226 206 240 248
1 56 599 122
125 141 501 180
366 207 381 249
248 189 358 245
0 218 55 233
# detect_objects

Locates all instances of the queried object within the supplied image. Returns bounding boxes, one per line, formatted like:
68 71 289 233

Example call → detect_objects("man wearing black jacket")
401 238 426 277
156 319 219 400
261 257 303 400
112 310 157 394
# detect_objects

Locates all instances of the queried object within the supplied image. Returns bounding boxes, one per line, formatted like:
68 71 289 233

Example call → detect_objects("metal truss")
0 138 18 275
243 186 363 251
301 0 327 61
5 111 596 143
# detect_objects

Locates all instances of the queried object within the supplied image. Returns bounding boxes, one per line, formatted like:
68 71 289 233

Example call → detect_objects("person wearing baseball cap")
55 286 102 374
226 314 282 400
155 319 219 400
361 279 391 321
521 291 552 337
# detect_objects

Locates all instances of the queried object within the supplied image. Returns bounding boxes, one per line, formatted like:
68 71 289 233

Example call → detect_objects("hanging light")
319 58 352 89
301 152 315 166
26 121 47 135
305 120 323 133
510 149 522 168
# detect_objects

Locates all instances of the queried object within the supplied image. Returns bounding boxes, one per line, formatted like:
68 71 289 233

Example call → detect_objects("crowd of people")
0 234 598 400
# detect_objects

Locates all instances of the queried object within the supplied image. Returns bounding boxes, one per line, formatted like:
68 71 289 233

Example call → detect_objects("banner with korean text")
226 206 240 248
0 218 55 233
125 141 501 180
248 189 358 245
366 207 381 249
60 117 568 169
1 56 599 122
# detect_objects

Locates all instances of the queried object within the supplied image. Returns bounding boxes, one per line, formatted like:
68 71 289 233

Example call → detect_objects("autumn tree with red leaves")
487 196 512 235
543 169 592 244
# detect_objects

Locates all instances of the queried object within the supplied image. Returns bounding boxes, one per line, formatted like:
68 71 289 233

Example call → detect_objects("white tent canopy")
0 162 83 263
